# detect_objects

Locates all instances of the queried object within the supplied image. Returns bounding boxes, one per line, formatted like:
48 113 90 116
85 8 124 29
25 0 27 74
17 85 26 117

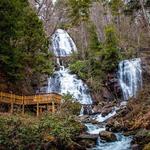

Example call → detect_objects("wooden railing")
0 92 62 116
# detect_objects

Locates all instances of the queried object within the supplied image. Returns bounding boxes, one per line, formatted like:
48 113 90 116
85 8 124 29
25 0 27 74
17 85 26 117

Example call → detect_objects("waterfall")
47 28 133 149
118 58 142 100
47 29 92 104
47 67 92 104
52 29 77 57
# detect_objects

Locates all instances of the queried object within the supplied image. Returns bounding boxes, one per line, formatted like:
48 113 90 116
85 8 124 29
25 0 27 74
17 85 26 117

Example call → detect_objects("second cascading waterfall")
47 29 92 104
118 58 142 100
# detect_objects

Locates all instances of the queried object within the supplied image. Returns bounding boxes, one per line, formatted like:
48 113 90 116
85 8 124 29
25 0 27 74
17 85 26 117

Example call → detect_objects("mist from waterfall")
118 58 142 100
47 29 92 104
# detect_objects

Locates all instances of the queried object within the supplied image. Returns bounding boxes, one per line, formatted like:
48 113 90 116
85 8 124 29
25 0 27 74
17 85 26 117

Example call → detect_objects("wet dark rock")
76 134 98 148
90 119 99 124
92 105 102 114
99 131 117 142
41 142 58 150
78 133 98 141
131 129 150 148
78 115 91 123
101 107 113 117
82 105 93 115
131 144 141 150
101 87 114 101
78 115 99 124
116 107 129 117
77 139 96 148
66 143 86 150
106 120 127 132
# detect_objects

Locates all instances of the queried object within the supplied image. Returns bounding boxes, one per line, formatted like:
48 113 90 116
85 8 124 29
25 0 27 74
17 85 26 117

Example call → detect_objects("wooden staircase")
0 92 62 116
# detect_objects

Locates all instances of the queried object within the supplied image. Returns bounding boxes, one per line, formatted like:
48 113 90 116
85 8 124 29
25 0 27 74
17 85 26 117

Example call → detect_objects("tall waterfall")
118 58 142 100
47 29 92 104
52 29 77 57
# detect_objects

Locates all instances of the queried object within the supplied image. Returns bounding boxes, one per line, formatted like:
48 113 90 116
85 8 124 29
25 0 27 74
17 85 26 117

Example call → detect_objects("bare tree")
29 0 67 36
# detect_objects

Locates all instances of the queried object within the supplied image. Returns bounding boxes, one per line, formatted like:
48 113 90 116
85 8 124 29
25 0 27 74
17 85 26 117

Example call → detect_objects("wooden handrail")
0 91 62 105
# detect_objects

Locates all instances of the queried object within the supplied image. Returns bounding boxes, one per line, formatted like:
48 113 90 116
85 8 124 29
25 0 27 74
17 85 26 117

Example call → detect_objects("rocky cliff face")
141 48 150 82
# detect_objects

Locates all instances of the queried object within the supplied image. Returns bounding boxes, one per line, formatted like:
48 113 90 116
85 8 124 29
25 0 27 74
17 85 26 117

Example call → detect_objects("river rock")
78 115 93 123
99 131 117 142
101 107 113 117
116 107 129 117
106 120 126 132
92 105 102 114
132 129 150 148
131 144 141 150
76 134 98 148
78 133 98 141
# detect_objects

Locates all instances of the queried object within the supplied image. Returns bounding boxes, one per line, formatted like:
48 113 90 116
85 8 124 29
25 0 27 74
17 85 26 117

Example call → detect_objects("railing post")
52 101 55 113
10 92 14 114
22 95 25 115
36 96 39 117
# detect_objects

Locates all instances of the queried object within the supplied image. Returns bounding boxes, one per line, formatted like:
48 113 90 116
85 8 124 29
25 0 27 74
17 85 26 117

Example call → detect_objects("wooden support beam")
37 102 39 117
47 104 48 112
22 96 25 115
10 92 14 114
52 101 55 113
36 96 39 117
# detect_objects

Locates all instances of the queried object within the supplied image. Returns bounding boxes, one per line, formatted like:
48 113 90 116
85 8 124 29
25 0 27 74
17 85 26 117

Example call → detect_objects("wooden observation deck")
0 92 62 116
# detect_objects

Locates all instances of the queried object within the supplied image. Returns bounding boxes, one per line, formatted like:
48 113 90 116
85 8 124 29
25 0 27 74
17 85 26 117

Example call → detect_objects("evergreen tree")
0 0 53 83
67 0 92 25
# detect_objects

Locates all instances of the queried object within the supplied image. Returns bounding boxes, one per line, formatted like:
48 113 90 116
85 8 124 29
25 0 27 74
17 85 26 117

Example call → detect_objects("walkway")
0 92 62 116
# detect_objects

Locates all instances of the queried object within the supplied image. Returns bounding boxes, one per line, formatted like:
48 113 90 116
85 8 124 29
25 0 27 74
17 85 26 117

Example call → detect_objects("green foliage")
109 0 124 15
61 94 82 115
87 22 102 57
0 0 54 82
70 24 121 77
69 60 88 79
0 110 83 149
40 113 83 143
100 25 122 72
0 116 42 149
62 93 74 101
67 0 92 25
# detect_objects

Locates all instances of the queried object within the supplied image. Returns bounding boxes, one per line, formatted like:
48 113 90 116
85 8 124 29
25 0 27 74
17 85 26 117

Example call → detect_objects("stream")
44 29 142 150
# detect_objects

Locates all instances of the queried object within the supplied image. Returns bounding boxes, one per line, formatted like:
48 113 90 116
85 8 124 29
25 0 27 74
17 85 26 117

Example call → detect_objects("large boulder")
106 120 127 132
76 134 98 148
101 107 113 117
131 144 141 150
132 129 150 148
99 131 117 142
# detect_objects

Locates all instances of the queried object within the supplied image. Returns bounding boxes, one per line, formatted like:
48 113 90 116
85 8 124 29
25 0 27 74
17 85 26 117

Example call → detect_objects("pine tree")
0 0 53 83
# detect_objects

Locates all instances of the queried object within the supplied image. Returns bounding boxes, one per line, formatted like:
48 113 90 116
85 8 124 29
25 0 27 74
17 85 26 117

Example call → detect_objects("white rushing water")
118 58 142 100
47 67 92 104
52 29 77 57
48 28 132 150
93 134 132 150
85 112 132 150
85 123 105 134
96 110 117 122
47 29 92 104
